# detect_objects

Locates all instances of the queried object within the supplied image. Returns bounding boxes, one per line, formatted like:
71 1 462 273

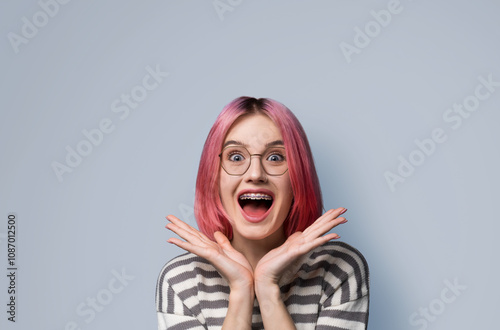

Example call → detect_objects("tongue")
242 200 269 218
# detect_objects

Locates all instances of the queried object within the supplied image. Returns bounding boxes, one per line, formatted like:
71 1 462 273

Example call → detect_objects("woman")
156 97 369 329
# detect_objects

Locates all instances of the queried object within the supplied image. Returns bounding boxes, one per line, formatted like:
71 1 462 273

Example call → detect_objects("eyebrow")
223 140 284 148
265 140 285 147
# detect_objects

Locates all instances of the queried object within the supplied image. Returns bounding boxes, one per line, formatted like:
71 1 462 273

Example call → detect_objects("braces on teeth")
239 194 272 200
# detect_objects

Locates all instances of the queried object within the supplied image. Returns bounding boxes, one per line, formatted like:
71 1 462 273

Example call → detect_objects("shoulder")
308 241 369 274
297 241 369 299
156 252 217 288
156 252 221 311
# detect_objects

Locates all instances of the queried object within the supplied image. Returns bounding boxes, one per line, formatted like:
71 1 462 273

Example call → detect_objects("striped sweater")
156 241 369 330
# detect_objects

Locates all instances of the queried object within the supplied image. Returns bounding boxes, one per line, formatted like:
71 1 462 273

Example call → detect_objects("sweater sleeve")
156 279 206 330
316 295 369 329
156 257 207 330
315 242 370 330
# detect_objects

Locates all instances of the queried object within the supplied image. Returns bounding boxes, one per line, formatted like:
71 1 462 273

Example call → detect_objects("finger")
304 216 347 239
304 208 346 234
313 207 347 228
320 232 341 241
317 215 347 233
303 211 346 236
167 237 212 257
166 215 198 232
295 232 341 255
309 233 341 249
166 222 206 245
214 232 244 258
302 210 335 235
314 209 337 223
323 208 347 221
314 232 341 246
320 208 347 224
166 215 206 240
321 208 347 219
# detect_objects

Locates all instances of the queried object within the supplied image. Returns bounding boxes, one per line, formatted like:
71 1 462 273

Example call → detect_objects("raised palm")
166 215 253 290
254 208 347 285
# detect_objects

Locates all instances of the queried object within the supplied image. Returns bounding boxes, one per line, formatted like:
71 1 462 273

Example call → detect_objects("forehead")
224 114 282 148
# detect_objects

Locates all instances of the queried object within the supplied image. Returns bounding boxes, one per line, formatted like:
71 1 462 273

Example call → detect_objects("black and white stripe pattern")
156 241 369 330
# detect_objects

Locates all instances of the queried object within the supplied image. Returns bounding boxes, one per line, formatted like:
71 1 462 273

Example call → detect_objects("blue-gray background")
1 1 499 329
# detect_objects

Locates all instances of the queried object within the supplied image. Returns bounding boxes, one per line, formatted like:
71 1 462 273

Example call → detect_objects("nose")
245 154 267 183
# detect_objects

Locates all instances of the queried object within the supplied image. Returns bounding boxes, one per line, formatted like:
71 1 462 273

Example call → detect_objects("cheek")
275 175 294 215
282 175 293 203
218 177 228 207
218 173 238 208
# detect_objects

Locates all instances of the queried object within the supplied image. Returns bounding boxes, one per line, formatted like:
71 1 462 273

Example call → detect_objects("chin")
231 211 286 243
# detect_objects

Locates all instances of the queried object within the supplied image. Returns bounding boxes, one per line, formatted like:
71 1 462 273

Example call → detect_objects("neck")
231 228 286 270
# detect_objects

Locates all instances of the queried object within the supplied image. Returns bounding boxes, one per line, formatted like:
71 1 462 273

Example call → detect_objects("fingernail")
335 235 341 239
339 208 348 215
341 219 348 224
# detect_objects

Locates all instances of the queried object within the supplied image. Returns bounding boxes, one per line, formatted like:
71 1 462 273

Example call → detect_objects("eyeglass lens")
220 146 287 176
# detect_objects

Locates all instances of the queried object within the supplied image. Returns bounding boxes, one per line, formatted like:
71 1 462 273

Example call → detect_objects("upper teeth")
239 193 272 200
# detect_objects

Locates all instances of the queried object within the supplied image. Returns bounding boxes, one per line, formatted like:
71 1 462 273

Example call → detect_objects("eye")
266 152 285 162
228 152 245 162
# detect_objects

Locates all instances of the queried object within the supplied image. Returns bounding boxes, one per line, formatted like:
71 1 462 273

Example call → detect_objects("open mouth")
238 192 274 221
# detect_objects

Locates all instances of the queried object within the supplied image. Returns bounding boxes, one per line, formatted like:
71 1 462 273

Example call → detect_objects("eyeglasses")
219 145 288 176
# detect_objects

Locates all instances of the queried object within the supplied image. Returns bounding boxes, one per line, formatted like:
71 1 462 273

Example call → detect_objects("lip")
237 188 275 223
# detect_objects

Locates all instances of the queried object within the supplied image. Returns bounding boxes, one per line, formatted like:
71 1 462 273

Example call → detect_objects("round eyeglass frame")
218 145 289 176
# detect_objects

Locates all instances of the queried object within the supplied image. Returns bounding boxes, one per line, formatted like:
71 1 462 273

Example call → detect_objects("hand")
165 215 254 291
254 208 347 286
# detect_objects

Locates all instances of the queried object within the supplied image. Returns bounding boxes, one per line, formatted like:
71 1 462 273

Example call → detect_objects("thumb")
214 231 231 248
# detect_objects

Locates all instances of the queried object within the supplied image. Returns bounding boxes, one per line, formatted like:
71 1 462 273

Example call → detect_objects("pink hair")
194 97 323 240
